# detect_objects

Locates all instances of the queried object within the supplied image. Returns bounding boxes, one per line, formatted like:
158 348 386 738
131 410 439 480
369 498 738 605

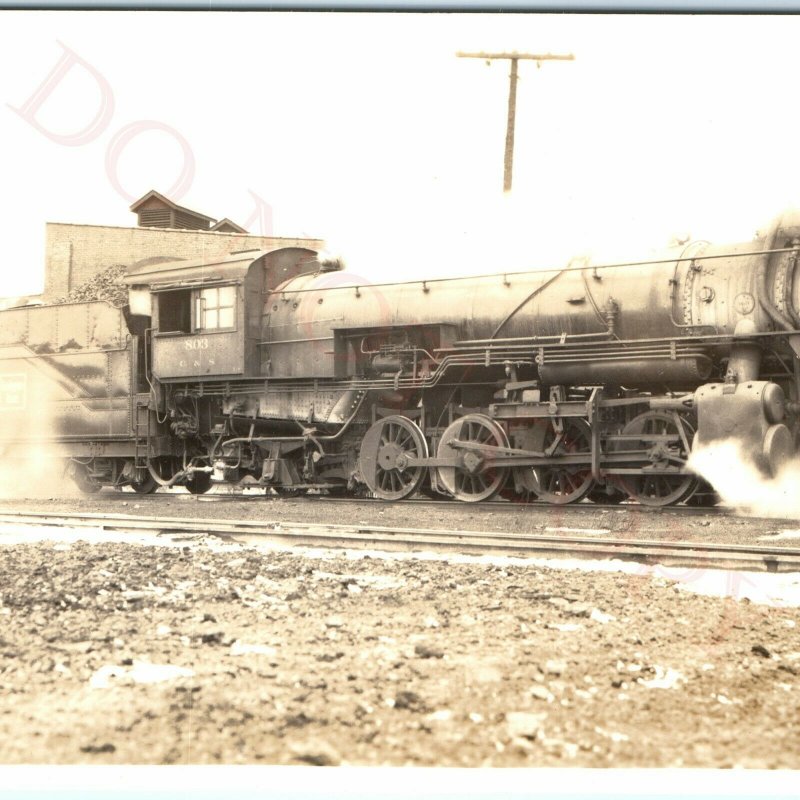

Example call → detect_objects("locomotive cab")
123 247 319 381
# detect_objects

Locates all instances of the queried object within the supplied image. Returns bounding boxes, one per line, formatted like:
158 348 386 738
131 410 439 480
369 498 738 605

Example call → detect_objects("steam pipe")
757 216 796 332
488 270 565 340
727 320 762 383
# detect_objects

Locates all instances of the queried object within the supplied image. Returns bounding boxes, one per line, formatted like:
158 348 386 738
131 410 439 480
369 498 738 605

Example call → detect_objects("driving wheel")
616 411 697 507
359 415 428 501
436 414 509 502
521 418 595 505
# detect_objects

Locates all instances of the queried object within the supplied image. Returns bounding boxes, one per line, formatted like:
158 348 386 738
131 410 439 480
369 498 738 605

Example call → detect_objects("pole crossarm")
456 52 574 61
456 49 574 192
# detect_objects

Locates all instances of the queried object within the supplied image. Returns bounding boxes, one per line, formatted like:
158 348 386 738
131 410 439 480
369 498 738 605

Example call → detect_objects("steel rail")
264 494 731 514
56 490 735 515
0 510 798 574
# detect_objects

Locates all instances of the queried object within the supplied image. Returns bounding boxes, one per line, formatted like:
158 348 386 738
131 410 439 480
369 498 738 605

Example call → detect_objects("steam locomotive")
2 213 800 507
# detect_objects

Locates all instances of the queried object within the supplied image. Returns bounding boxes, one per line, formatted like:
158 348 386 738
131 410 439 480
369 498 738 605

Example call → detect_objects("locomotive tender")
3 213 800 507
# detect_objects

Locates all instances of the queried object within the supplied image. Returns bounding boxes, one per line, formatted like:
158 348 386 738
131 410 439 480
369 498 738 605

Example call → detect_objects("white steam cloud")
0 339 92 500
0 449 78 500
0 379 80 500
688 441 800 519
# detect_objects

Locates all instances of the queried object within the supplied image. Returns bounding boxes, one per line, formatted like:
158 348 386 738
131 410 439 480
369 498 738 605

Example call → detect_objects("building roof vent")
211 218 248 234
130 190 216 231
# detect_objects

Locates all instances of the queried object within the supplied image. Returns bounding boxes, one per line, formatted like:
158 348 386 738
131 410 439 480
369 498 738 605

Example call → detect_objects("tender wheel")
131 475 157 494
359 416 428 501
129 462 158 494
616 411 697 507
69 463 100 494
436 414 509 503
145 456 182 488
522 418 595 505
186 472 212 495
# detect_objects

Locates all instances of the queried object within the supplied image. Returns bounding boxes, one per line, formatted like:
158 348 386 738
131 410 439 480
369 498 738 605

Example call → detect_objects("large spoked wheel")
436 414 509 503
359 416 428 501
522 418 595 505
616 411 698 507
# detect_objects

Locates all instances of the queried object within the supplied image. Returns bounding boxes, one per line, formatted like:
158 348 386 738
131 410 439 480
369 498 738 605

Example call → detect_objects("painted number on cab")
184 338 209 351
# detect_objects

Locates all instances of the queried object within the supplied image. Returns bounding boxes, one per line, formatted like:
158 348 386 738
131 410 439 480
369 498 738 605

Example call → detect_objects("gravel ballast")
0 508 798 766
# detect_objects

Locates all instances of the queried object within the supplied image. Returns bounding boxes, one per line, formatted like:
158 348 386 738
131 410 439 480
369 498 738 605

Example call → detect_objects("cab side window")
196 285 236 331
159 289 192 333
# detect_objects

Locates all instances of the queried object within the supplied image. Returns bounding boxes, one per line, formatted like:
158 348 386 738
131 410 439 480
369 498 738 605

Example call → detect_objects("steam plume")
688 441 800 519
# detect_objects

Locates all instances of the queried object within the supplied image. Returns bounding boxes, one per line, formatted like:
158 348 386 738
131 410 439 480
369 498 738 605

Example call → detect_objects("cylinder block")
762 383 786 424
763 423 793 476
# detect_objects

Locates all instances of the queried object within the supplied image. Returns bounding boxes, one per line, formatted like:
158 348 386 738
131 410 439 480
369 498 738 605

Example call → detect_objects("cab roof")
122 247 319 291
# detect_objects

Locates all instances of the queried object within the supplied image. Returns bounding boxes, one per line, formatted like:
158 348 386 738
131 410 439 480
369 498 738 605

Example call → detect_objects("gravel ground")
0 493 798 767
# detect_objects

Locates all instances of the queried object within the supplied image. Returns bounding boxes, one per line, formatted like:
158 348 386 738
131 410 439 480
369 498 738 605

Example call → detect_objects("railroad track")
102 489 733 516
0 510 797 574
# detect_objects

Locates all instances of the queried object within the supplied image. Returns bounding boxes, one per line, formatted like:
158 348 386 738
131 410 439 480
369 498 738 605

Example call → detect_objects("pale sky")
1 11 800 296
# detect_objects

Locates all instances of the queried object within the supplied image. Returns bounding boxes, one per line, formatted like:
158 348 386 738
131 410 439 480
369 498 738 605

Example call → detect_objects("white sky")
1 12 800 296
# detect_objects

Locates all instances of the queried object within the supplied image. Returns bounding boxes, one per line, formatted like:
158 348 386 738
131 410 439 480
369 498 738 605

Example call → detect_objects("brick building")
44 223 324 300
42 190 324 301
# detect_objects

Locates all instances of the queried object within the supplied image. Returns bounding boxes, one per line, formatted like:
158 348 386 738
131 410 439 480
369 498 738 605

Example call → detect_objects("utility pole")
456 51 574 193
